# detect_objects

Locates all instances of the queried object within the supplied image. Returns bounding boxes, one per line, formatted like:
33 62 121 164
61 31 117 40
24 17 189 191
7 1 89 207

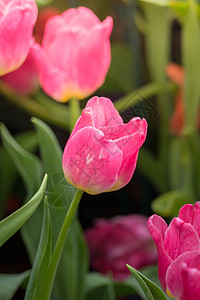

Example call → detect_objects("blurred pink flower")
32 6 113 102
0 5 60 95
0 0 38 76
62 96 147 194
148 202 200 299
85 215 158 280
1 46 39 95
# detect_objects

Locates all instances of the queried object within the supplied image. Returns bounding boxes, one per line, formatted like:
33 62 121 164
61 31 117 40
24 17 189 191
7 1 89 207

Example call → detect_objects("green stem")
0 82 70 130
41 189 84 300
114 81 175 112
69 97 81 132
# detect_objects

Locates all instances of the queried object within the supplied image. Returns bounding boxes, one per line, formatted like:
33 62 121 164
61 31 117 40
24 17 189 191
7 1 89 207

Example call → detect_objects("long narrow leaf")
0 270 30 300
127 264 167 300
25 197 51 300
0 174 47 247
0 124 42 200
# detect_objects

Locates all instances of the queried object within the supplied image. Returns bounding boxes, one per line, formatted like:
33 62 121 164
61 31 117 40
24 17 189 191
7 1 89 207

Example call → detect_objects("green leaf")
0 124 42 200
151 190 190 217
0 130 38 219
0 270 30 300
127 264 167 300
32 117 76 207
0 174 47 247
139 0 168 6
25 197 52 300
182 0 200 130
169 137 194 194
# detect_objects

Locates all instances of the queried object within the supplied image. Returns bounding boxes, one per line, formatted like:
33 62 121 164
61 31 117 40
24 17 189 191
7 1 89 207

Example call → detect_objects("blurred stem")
69 97 81 132
41 188 84 300
0 82 70 130
114 81 175 112
182 0 200 132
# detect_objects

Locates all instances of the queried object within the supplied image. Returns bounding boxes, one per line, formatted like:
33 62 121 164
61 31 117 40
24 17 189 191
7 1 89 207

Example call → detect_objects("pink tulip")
85 215 158 280
147 202 200 299
1 46 39 95
0 0 38 76
32 7 113 102
62 96 147 194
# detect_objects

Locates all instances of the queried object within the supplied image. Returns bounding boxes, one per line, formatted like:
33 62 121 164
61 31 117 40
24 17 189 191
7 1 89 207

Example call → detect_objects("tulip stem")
69 97 81 132
41 188 84 300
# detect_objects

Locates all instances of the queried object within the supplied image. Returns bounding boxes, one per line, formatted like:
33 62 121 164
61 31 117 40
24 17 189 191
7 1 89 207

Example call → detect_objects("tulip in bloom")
85 215 158 280
1 46 39 95
32 7 113 102
62 96 147 194
0 0 38 76
148 202 200 300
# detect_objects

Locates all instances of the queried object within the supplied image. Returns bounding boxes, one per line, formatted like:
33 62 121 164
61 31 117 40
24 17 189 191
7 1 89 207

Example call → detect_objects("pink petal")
178 202 200 240
147 215 172 291
108 119 147 191
62 127 123 194
61 6 100 29
42 15 67 49
86 97 123 128
1 45 39 95
100 117 147 140
164 218 200 260
76 17 113 94
31 43 67 101
70 107 95 140
0 0 37 75
178 203 195 224
181 267 200 300
166 250 200 299
192 202 200 239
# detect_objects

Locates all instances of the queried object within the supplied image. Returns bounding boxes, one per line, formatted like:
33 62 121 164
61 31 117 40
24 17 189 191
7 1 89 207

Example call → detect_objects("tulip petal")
77 17 113 94
166 250 200 299
147 214 172 291
0 1 37 75
61 6 100 29
31 43 67 101
164 218 200 261
181 267 200 300
109 120 147 191
100 117 146 140
86 97 123 128
62 127 123 194
192 202 200 239
178 202 200 240
70 107 95 140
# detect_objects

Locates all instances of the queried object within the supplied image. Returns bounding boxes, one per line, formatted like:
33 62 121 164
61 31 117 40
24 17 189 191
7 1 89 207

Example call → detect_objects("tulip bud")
32 7 113 102
62 96 147 194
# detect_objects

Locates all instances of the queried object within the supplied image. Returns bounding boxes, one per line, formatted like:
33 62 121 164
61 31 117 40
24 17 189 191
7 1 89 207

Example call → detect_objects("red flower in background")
85 215 157 280
166 63 185 136
166 62 200 135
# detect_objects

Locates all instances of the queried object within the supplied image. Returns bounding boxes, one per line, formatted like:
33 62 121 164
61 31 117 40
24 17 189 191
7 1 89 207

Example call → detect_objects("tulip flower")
0 0 38 76
0 6 59 95
32 7 113 102
147 201 200 299
85 215 157 280
1 46 39 95
62 96 147 195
